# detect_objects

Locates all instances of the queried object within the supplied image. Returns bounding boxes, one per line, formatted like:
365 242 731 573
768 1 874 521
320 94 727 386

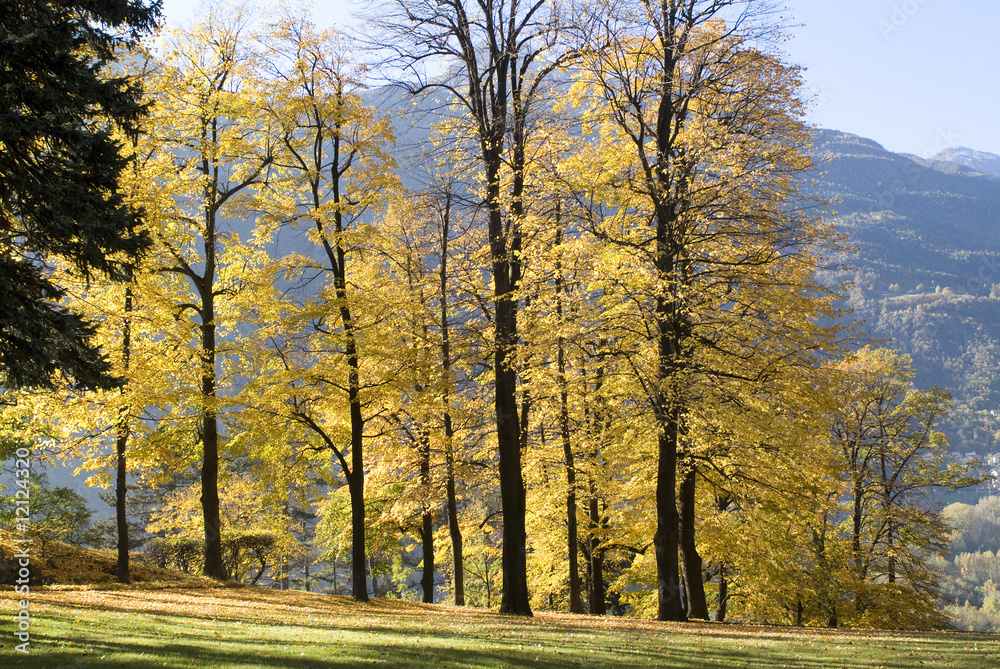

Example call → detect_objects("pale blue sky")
158 0 1000 156
782 1 1000 157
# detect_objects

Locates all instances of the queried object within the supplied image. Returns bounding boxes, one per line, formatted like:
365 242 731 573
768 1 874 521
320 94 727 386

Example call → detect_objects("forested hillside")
808 129 1000 455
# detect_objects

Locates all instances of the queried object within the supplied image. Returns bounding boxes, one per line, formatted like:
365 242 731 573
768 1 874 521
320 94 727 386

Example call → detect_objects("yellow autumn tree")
570 4 847 620
826 346 983 628
237 13 400 602
135 5 278 580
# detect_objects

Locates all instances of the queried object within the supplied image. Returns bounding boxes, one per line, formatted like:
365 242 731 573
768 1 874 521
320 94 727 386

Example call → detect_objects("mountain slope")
806 129 1000 455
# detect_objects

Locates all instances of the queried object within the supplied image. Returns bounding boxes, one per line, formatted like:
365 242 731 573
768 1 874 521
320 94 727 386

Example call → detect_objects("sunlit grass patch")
1 586 997 668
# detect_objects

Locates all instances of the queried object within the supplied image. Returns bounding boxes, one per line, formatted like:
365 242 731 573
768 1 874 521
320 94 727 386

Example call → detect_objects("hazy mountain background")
806 130 1000 456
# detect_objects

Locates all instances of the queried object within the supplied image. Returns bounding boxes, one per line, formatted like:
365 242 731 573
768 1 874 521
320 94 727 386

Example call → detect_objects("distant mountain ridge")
805 129 1000 456
933 146 1000 179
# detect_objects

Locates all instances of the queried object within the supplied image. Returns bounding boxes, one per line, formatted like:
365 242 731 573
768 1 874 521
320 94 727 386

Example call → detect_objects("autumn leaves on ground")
0 540 996 669
2 584 998 668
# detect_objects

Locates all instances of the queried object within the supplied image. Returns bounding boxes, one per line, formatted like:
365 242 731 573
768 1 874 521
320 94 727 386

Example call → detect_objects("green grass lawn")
2 585 997 668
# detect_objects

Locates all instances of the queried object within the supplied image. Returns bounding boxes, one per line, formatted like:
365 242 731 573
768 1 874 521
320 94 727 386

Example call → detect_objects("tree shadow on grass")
16 634 700 669
24 627 985 669
14 589 1000 669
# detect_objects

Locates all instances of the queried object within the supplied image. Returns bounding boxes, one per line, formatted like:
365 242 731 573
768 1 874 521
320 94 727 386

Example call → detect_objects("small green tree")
1 471 95 556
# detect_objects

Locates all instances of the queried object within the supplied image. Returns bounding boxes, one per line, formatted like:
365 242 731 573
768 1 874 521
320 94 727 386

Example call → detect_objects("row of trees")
939 496 1000 632
1 0 982 627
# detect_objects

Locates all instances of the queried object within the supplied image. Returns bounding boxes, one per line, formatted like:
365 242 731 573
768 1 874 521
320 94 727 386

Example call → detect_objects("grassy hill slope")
0 530 205 588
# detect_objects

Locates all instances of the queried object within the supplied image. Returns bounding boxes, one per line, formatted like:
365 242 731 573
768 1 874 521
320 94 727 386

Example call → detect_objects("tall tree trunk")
491 168 531 615
491 187 531 614
812 521 838 627
201 414 224 576
445 418 465 605
653 411 683 621
555 224 582 613
852 476 865 579
496 67 532 615
887 524 896 584
200 289 226 580
648 6 696 622
347 468 367 601
678 464 709 619
585 363 608 615
713 492 732 622
347 337 368 602
439 190 465 606
115 282 132 584
588 490 606 615
560 401 581 613
419 430 434 603
199 127 225 581
326 119 368 601
716 565 728 622
881 455 896 585
653 285 685 621
650 157 688 621
420 512 435 602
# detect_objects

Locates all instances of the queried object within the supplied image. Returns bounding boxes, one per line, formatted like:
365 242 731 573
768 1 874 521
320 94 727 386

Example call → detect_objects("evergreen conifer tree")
0 0 159 388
